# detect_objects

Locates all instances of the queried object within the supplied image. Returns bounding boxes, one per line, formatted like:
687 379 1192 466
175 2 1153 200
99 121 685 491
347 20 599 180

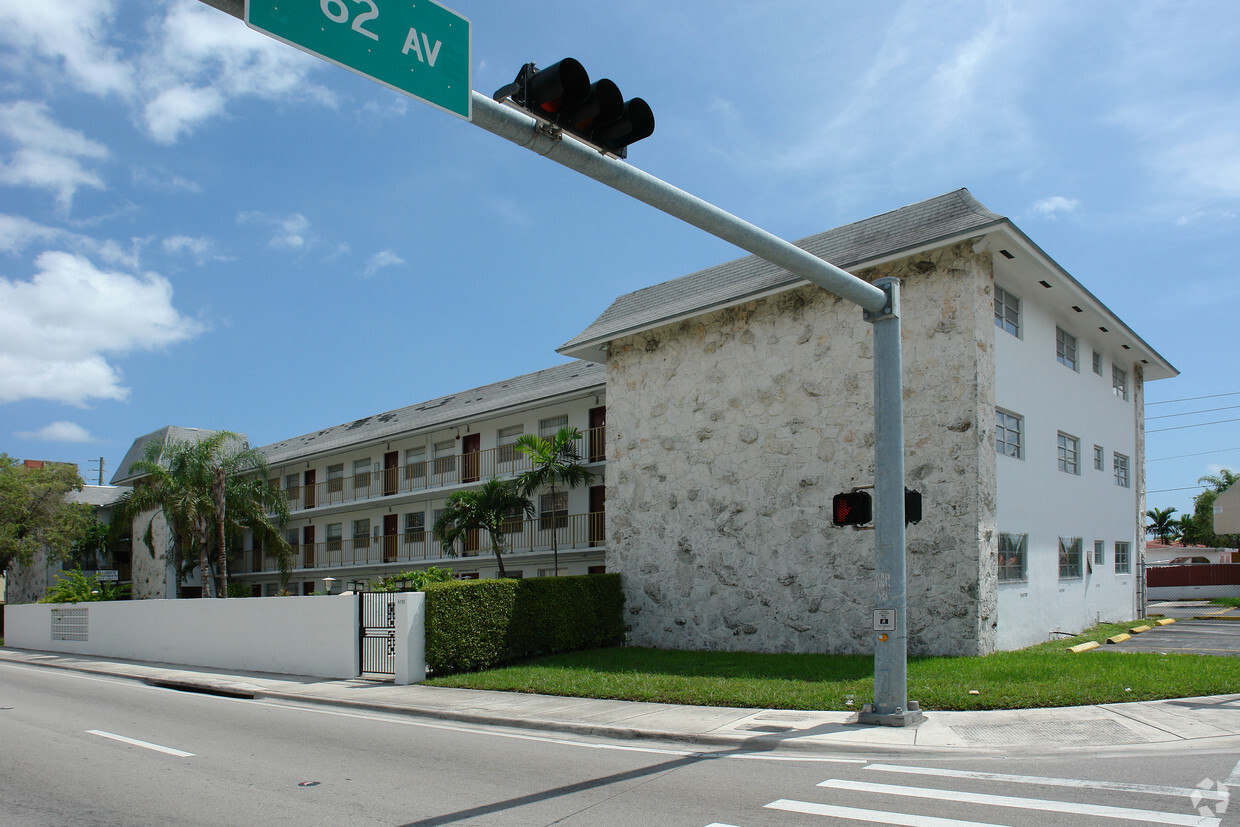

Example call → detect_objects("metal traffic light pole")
192 0 919 726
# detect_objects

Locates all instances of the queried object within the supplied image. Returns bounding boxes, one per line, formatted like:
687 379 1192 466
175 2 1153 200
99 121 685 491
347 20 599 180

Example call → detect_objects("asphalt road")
1100 618 1240 656
3 660 1239 826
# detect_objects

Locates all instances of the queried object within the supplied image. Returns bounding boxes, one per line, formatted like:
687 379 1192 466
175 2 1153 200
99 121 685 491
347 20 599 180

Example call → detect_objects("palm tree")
1199 469 1238 493
433 477 532 577
115 432 291 597
515 427 595 576
1144 507 1178 544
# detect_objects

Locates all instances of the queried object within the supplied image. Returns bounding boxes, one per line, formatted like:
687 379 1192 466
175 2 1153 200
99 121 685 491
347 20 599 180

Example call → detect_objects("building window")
352 458 371 492
353 518 370 549
497 424 524 464
998 533 1027 581
1113 453 1130 488
1058 432 1080 475
404 446 426 480
994 285 1020 337
433 440 456 476
1115 541 1131 574
1112 365 1128 401
403 512 425 543
502 504 526 533
996 409 1023 459
1094 540 1105 566
1092 350 1103 376
327 463 344 493
283 473 300 501
540 491 568 530
1059 537 1083 579
1056 327 1078 371
325 522 342 552
1093 444 1104 471
539 414 568 436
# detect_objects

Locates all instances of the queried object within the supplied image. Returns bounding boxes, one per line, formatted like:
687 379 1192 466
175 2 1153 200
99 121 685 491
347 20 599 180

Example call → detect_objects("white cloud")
163 234 224 265
1029 196 1081 218
136 0 335 143
0 213 67 254
237 211 312 249
131 166 201 193
0 250 203 406
362 249 406 278
0 101 109 210
0 0 134 97
17 421 95 442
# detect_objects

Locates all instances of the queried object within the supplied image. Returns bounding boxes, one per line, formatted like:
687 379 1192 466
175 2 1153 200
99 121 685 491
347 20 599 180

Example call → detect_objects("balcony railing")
276 425 605 514
239 510 605 574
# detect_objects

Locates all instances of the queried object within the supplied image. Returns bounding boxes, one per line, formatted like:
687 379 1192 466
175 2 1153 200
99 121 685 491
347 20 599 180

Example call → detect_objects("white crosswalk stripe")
766 798 1006 825
814 778 1219 826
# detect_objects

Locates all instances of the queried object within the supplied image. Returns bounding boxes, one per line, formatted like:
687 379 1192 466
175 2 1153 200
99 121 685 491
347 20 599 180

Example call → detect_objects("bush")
425 573 624 674
226 582 254 598
41 567 131 603
369 566 454 592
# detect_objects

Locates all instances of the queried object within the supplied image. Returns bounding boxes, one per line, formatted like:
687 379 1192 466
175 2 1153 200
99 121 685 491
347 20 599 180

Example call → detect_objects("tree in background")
433 478 532 578
515 427 595 577
1144 507 1179 544
114 433 291 597
1185 469 1240 550
0 454 92 576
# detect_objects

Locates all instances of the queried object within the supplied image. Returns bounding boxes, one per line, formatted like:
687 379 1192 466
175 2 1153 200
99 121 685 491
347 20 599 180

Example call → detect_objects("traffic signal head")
500 58 655 157
905 488 923 525
832 491 872 527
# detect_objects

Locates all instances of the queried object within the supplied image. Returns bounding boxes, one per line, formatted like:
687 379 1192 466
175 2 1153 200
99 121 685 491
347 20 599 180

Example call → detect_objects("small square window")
1093 444 1104 471
539 414 569 437
1093 540 1105 566
1056 327 1079 371
1115 541 1131 574
998 533 1027 581
1113 453 1130 488
1112 365 1128 401
1058 432 1080 475
996 409 1023 459
1092 350 1103 376
1059 537 1083 579
994 286 1021 337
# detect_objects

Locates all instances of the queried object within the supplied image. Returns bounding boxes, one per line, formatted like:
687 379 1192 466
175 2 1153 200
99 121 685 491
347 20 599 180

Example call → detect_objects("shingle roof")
110 426 238 486
258 360 605 466
559 188 1004 356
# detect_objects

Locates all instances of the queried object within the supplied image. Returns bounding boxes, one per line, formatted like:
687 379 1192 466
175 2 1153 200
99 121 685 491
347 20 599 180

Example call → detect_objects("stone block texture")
605 242 998 656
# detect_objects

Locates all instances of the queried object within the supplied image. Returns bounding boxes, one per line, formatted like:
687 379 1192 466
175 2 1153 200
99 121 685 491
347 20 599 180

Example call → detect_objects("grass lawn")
426 618 1240 711
1211 597 1240 607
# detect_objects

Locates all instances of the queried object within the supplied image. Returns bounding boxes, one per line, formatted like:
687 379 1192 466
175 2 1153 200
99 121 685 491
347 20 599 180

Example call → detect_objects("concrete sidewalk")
3 646 1239 754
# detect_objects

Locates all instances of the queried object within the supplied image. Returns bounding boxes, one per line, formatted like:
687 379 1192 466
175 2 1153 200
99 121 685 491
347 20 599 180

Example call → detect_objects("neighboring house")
1146 542 1236 566
558 188 1175 655
3 483 126 604
111 426 235 599
1217 483 1240 535
227 361 609 595
107 189 1174 655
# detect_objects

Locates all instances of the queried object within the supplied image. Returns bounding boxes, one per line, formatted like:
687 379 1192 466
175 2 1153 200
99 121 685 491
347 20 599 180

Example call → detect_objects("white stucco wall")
993 278 1141 647
606 243 997 656
5 594 360 678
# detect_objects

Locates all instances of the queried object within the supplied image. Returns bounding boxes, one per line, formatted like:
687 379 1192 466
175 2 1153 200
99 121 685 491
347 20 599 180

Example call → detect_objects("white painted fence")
3 593 424 681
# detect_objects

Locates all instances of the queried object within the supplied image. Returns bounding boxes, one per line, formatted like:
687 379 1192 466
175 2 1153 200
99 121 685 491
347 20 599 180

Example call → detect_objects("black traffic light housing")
832 491 872 527
905 488 923 526
495 58 655 158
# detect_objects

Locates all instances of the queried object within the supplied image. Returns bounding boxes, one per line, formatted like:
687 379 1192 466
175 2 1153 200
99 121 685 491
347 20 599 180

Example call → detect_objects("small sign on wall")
873 609 896 632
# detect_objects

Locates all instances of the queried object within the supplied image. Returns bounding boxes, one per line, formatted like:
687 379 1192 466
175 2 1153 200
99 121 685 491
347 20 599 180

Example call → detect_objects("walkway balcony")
238 510 604 574
277 425 605 513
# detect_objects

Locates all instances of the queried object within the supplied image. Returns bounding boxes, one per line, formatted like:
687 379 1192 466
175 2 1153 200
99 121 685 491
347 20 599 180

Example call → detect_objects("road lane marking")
865 763 1229 800
816 779 1219 826
767 799 1005 826
86 730 195 757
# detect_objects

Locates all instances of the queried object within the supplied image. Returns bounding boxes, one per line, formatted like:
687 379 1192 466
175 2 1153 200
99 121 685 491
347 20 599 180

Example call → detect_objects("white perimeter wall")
5 595 360 679
993 278 1141 648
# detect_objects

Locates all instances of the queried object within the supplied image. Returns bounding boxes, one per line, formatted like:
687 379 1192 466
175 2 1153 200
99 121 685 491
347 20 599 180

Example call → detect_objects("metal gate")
359 592 398 677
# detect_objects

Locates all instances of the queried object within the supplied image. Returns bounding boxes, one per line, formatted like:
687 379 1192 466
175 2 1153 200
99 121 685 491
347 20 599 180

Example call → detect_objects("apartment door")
383 514 398 562
462 432 481 483
383 451 399 496
303 469 316 510
589 484 605 546
588 406 606 462
302 525 316 568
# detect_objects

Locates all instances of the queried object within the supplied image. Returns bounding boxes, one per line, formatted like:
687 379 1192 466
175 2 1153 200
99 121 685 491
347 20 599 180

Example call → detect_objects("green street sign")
246 0 471 120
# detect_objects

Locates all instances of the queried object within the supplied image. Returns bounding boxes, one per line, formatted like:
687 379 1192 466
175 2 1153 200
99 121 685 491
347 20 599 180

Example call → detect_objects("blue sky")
0 0 1236 521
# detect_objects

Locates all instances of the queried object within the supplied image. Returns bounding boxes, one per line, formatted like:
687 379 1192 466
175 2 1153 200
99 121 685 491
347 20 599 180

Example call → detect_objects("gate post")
393 592 426 685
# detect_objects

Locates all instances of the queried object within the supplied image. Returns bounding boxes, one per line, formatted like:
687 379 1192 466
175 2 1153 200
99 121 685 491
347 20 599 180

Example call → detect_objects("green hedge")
424 573 624 674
